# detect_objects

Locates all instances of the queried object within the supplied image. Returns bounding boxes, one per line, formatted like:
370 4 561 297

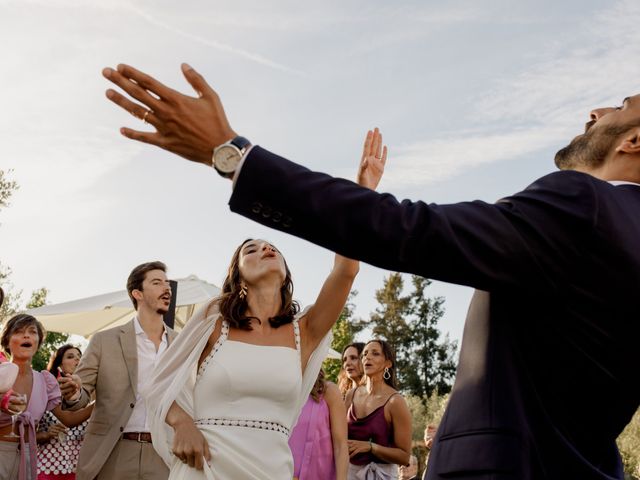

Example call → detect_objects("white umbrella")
26 275 220 337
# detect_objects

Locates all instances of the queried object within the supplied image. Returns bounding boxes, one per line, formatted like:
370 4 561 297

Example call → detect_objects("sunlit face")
9 324 40 361
556 94 640 170
342 346 364 382
134 269 171 314
61 348 81 375
361 341 391 377
238 240 286 286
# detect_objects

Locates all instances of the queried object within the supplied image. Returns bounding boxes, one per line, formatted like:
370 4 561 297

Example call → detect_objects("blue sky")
1 0 639 344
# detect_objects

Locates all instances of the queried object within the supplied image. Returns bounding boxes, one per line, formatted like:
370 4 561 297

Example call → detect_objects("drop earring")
239 282 248 300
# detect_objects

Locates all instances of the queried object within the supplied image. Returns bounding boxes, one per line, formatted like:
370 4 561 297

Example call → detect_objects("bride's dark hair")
216 238 299 330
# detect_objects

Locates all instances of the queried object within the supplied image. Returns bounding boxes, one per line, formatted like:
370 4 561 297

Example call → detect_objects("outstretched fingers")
105 89 160 128
181 63 216 99
114 64 176 102
120 127 165 148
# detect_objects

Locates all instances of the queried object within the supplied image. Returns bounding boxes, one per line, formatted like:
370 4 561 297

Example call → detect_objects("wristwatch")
212 136 252 178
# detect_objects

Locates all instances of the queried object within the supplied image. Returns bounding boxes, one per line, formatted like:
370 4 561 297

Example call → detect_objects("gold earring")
239 283 248 300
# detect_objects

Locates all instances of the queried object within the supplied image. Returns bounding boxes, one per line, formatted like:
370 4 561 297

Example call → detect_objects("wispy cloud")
0 0 304 76
125 4 306 77
379 0 640 188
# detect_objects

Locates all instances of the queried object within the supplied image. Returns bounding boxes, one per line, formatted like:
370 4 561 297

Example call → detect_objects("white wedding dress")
144 302 331 480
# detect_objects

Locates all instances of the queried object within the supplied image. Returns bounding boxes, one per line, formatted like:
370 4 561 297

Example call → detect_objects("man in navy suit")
103 63 640 479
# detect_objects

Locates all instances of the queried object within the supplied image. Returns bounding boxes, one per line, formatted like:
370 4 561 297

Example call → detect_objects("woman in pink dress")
0 315 82 480
289 370 349 480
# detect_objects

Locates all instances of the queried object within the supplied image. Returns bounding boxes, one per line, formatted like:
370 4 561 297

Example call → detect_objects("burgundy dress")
347 390 399 466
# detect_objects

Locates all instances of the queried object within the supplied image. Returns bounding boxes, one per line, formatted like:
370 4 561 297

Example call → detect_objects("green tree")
405 276 457 397
324 291 362 383
361 273 457 396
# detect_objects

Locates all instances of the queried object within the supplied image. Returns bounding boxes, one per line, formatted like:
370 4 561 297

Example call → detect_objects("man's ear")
616 127 640 154
131 289 143 303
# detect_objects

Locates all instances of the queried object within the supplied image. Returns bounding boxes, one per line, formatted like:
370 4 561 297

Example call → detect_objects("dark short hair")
1 313 45 357
126 261 167 310
47 344 82 375
0 286 5 308
365 339 398 389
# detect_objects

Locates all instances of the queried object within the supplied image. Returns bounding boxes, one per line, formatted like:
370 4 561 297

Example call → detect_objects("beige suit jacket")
71 319 177 480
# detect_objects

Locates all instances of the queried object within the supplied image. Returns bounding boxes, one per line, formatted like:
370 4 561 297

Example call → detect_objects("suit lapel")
119 320 138 397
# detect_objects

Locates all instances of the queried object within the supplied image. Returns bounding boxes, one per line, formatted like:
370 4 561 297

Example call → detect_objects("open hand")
103 63 236 166
357 128 387 190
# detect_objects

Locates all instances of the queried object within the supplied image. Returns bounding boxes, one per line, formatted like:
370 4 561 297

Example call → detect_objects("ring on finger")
142 110 153 124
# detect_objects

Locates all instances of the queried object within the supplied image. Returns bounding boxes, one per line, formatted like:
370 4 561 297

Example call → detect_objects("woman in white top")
145 129 387 479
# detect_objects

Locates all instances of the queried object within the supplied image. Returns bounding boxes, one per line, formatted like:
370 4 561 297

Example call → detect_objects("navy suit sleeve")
229 146 599 293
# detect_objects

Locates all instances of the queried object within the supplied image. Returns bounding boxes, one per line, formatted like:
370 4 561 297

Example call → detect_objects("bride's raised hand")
356 127 387 190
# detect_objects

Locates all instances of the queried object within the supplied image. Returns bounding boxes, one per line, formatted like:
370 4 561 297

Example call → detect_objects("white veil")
144 299 332 470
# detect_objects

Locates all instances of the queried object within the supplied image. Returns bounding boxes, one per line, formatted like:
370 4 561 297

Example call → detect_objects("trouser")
96 437 168 480
0 440 32 480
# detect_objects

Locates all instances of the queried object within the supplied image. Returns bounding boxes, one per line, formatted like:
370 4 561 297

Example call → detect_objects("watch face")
214 145 241 173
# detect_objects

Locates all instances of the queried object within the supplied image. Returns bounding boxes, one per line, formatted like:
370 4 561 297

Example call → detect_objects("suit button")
119 427 124 432
273 212 282 223
262 207 272 218
282 216 292 228
130 403 135 408
251 202 262 214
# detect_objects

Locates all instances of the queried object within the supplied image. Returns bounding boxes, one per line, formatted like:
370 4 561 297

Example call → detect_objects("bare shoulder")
387 392 410 413
323 381 341 403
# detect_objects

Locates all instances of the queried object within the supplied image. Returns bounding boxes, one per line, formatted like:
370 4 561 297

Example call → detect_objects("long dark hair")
337 342 365 396
365 339 398 389
47 344 82 376
217 239 299 330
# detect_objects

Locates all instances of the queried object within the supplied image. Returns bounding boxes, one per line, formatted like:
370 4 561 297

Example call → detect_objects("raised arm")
301 129 388 361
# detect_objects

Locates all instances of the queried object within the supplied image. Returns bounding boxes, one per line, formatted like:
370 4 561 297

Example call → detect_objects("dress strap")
383 392 401 406
293 319 301 353
197 317 229 379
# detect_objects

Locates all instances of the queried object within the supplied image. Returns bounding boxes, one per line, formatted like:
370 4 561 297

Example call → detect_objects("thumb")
181 63 214 99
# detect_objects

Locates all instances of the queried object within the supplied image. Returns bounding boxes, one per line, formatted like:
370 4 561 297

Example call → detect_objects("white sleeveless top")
169 319 302 479
144 301 332 480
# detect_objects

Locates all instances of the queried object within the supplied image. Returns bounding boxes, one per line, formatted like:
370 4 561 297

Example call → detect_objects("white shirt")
609 180 640 187
123 317 169 433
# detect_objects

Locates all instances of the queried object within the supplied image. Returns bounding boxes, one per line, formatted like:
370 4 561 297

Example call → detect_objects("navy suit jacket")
229 146 640 479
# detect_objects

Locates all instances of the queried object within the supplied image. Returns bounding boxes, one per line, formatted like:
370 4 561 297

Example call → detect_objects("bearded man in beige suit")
60 261 177 479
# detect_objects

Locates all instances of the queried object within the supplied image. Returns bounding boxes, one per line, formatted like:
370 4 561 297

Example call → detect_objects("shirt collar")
133 316 168 339
608 180 640 187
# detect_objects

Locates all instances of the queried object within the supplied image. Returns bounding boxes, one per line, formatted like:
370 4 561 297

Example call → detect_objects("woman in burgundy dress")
345 340 412 479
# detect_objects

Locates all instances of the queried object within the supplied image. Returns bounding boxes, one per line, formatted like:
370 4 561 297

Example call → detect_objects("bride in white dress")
144 128 386 479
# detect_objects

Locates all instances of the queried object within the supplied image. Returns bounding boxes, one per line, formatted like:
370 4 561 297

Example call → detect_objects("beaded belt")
194 418 290 436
